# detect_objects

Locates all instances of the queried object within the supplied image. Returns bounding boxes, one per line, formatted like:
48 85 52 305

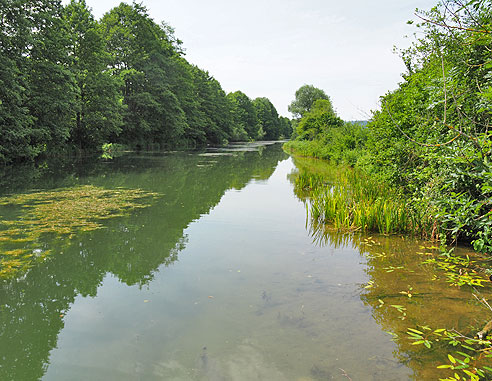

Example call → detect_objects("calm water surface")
0 143 490 380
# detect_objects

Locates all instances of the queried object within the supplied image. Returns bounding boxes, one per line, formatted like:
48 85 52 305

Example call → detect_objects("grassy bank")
283 140 331 160
284 120 367 166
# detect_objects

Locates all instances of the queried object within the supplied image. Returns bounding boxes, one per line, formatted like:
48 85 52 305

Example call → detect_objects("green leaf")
448 354 457 364
462 369 476 378
453 365 467 370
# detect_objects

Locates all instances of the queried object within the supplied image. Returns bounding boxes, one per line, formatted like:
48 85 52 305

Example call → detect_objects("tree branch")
415 13 492 35
383 102 461 148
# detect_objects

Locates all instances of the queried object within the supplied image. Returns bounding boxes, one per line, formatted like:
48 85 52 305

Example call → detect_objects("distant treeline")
0 0 292 164
285 0 492 252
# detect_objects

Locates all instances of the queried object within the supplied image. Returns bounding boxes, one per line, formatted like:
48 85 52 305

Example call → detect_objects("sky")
66 0 438 120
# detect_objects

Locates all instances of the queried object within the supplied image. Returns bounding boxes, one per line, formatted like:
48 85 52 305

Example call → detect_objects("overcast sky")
68 0 438 120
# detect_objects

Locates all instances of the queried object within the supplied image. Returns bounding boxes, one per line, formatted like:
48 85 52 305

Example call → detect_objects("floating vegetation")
406 325 492 380
423 252 489 288
0 185 159 280
362 241 492 380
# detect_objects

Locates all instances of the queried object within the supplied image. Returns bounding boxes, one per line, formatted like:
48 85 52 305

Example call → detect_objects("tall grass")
292 157 433 236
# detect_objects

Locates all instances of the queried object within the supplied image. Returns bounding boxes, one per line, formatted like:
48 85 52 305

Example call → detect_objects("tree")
0 52 33 164
100 2 187 148
25 0 79 155
0 0 79 163
64 0 123 150
0 0 268 161
227 91 259 140
288 85 332 119
296 99 343 140
253 97 281 140
191 67 233 145
368 0 492 249
163 57 207 147
278 116 293 139
0 0 34 164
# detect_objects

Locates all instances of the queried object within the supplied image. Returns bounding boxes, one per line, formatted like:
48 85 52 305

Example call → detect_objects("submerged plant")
0 185 159 280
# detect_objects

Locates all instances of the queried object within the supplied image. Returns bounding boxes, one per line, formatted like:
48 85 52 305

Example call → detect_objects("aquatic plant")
423 253 489 288
406 324 492 380
0 185 159 280
362 243 492 380
292 157 433 236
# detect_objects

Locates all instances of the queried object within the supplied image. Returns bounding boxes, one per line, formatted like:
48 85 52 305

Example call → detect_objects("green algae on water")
0 185 159 280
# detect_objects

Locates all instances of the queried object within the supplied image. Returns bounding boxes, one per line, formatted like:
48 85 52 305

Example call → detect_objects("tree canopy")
252 97 292 140
0 0 290 164
296 99 343 140
288 85 332 119
227 91 259 140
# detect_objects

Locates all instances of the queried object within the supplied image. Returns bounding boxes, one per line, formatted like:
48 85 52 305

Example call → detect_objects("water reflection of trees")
0 143 287 380
289 156 492 380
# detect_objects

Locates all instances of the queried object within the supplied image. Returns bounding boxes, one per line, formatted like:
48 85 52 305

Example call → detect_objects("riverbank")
284 146 435 238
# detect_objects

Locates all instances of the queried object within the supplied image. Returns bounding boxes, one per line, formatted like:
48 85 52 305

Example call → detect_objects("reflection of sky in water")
45 157 410 381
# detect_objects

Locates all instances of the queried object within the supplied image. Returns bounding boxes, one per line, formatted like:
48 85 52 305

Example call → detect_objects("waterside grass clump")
292 156 434 236
0 185 159 280
284 140 331 160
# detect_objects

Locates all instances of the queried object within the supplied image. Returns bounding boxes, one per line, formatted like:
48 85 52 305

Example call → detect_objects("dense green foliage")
285 121 368 166
0 0 290 164
65 0 124 149
285 87 366 166
367 0 492 251
285 1 492 251
226 91 259 140
252 97 291 140
288 84 332 119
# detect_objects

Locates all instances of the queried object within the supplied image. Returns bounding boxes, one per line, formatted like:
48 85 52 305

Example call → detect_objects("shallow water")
0 142 490 380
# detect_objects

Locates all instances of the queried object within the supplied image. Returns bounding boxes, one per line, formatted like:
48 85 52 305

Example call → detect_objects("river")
0 142 490 380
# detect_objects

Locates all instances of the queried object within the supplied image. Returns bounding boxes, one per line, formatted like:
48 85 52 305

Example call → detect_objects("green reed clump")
294 173 329 193
294 161 432 235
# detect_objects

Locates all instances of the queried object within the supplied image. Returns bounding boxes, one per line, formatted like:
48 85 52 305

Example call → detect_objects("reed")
293 158 432 235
